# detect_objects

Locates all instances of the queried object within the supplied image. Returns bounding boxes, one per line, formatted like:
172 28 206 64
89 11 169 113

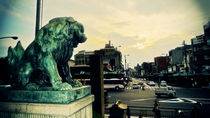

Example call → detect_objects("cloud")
0 4 21 17
133 43 145 50
192 0 210 22
0 1 35 23
0 0 207 67
132 36 155 50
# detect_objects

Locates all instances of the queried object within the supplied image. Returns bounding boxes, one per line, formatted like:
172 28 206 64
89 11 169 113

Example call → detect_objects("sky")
0 0 210 68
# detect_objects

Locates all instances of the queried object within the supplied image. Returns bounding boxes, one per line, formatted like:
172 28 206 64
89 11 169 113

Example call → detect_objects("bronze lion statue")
8 17 86 90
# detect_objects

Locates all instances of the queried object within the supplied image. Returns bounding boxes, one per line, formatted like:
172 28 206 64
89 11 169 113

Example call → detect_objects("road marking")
159 98 183 103
189 98 210 101
131 97 210 103
159 98 197 103
131 98 156 102
181 98 197 103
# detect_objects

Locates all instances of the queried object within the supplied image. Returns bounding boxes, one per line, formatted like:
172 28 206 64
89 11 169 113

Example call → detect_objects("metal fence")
127 106 193 118
106 106 200 118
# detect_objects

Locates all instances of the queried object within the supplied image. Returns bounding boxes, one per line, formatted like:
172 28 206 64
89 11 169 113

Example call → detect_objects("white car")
160 80 167 87
147 81 156 86
155 87 176 97
132 83 140 89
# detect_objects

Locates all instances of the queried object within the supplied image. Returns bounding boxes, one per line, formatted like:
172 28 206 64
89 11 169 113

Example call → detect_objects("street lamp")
0 36 18 40
124 54 129 71
116 45 122 71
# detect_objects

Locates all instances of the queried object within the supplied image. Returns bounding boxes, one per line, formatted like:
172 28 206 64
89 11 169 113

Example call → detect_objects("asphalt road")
106 79 210 117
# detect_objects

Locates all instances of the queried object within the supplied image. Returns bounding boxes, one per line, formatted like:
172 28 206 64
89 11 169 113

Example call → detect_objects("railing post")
127 106 130 118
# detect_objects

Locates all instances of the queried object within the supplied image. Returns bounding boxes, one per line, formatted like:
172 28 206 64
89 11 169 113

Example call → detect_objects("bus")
103 78 125 90
70 65 126 90
84 78 125 90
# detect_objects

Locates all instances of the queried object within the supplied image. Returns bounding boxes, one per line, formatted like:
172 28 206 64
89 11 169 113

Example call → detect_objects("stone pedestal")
0 86 91 104
0 86 94 118
0 95 94 118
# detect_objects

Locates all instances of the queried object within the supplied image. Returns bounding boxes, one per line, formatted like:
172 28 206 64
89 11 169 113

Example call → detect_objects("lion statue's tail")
7 41 24 81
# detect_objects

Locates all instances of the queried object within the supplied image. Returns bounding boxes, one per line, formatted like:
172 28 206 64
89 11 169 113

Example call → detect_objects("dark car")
138 82 143 86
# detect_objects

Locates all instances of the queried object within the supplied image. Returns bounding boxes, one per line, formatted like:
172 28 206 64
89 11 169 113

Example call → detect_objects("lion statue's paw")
25 83 39 90
70 81 83 87
54 82 73 90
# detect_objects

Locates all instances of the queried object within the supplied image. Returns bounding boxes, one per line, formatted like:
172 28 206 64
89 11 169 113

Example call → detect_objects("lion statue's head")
32 17 87 63
36 17 86 50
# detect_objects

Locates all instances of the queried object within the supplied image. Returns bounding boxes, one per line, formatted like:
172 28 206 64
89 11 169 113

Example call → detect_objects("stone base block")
0 95 94 118
0 86 91 104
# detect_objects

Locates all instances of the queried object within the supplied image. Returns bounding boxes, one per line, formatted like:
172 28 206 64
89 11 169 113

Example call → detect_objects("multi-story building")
169 47 184 73
204 21 210 45
168 45 192 73
134 64 141 77
95 41 122 71
74 50 94 65
154 56 170 73
141 62 156 75
74 41 122 71
141 62 152 75
191 28 210 73
183 45 193 73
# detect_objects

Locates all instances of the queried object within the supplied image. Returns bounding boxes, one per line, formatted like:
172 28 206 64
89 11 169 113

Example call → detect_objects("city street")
0 1 210 118
106 78 210 117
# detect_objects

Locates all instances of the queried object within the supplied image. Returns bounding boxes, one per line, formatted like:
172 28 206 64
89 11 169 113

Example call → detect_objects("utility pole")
124 54 129 75
124 55 126 71
35 0 43 36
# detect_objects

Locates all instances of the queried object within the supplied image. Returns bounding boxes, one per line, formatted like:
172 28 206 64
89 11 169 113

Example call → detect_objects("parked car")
160 80 167 87
147 81 156 86
132 83 140 89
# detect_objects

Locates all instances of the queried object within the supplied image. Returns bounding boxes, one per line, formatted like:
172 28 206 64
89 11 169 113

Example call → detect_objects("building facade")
189 22 210 74
140 62 156 75
168 47 184 73
74 50 94 65
74 41 122 71
168 45 193 73
95 41 122 71
191 32 210 73
183 45 193 73
154 56 170 73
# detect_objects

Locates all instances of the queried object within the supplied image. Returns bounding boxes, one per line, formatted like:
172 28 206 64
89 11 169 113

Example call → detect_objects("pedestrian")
190 102 202 118
142 85 145 90
153 100 161 118
175 109 184 118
